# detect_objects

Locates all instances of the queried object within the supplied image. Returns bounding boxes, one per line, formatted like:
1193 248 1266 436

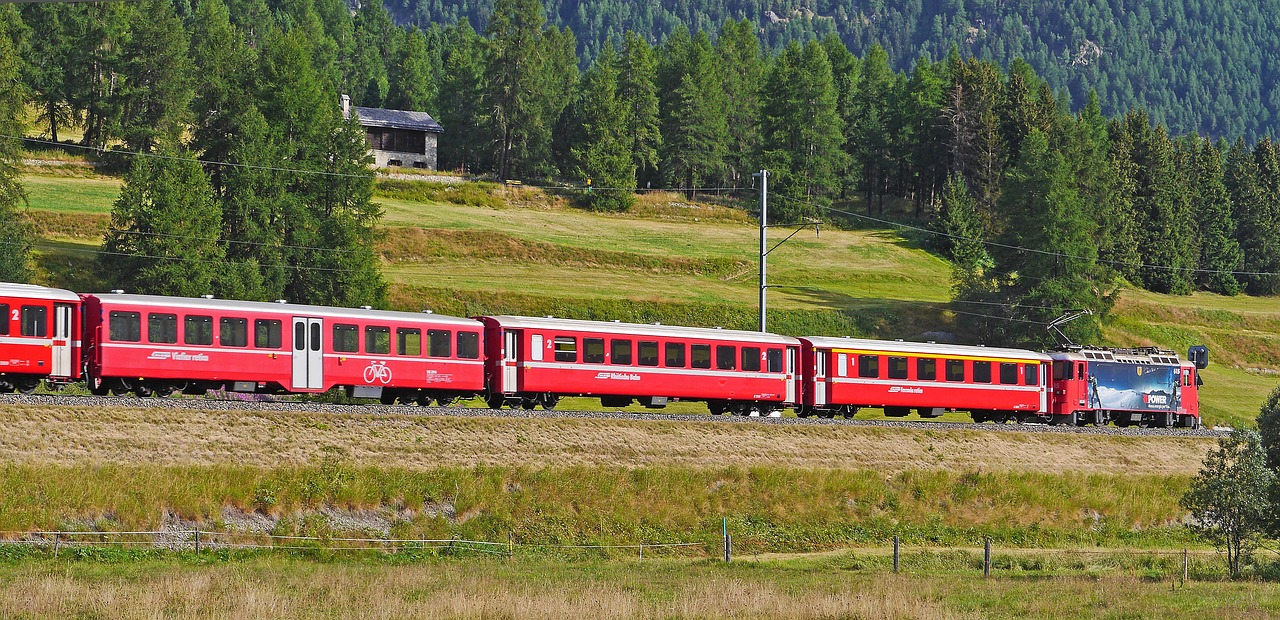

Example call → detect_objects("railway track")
0 393 1227 438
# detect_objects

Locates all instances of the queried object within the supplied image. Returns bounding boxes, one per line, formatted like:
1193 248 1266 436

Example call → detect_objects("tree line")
6 0 1280 341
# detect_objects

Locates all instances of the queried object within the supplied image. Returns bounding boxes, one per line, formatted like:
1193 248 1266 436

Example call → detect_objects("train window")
0 304 7 335
1078 363 1086 378
184 315 213 345
20 305 47 337
858 355 879 378
366 326 391 355
1052 361 1073 380
716 345 736 370
945 359 965 382
741 347 761 372
999 363 1018 385
109 311 141 342
295 323 306 351
917 358 937 380
611 339 632 365
691 344 711 369
220 318 249 347
973 361 991 383
666 343 686 367
310 323 321 352
1024 363 1039 386
332 324 359 353
554 336 577 362
397 328 421 356
427 329 451 357
457 332 480 359
255 320 282 349
767 348 783 373
639 341 659 366
888 356 908 380
148 314 178 344
584 338 605 363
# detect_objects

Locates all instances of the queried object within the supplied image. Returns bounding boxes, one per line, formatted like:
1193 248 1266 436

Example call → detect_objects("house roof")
349 106 444 133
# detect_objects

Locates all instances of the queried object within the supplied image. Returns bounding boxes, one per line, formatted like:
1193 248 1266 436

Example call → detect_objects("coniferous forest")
4 0 1280 346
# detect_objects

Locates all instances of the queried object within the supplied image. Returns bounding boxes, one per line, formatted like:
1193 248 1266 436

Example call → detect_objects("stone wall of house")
370 133 439 170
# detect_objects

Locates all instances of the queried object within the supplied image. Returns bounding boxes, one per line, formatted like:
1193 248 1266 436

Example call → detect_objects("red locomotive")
479 315 800 414
0 283 81 393
0 281 1207 428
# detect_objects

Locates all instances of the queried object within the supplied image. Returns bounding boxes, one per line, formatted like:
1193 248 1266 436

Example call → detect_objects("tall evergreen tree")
19 4 77 143
1189 138 1243 295
944 57 1005 227
852 44 894 213
189 0 256 196
717 19 764 190
99 150 226 296
437 19 488 172
935 174 991 296
0 5 32 282
1235 138 1280 295
568 45 633 212
615 31 661 186
821 33 861 200
485 0 548 180
658 30 727 199
388 28 437 113
1121 112 1196 294
902 54 947 216
113 0 194 152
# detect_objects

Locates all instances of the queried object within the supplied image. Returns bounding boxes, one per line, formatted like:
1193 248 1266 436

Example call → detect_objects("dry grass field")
0 404 1214 474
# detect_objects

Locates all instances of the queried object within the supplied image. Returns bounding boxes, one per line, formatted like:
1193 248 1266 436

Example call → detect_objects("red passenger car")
1049 347 1203 428
0 283 81 393
799 337 1052 422
479 316 800 414
81 292 485 404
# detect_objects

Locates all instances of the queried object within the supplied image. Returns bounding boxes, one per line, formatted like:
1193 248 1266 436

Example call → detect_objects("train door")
291 317 324 390
51 303 73 378
503 330 519 392
785 347 797 403
814 350 829 406
1039 363 1049 413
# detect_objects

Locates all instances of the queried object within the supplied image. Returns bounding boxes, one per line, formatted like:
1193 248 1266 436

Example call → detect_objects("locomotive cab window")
364 326 391 355
220 317 249 347
584 338 605 364
741 346 761 372
611 339 632 365
554 336 577 362
396 328 421 356
333 324 359 353
255 320 282 349
945 359 965 382
691 344 711 369
0 304 7 335
888 356 908 380
665 342 686 367
109 311 141 342
858 355 879 378
185 315 213 346
148 314 178 344
999 363 1018 385
1052 360 1073 380
917 358 937 381
973 361 992 383
716 345 736 370
767 348 783 373
639 341 659 366
427 329 451 357
457 332 480 359
20 305 47 337
1024 363 1040 386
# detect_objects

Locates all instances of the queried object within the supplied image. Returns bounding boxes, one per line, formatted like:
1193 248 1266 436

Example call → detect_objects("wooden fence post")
893 535 900 573
983 538 991 578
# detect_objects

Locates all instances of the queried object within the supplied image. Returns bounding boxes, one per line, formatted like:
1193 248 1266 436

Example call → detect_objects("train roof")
83 292 483 327
801 336 1052 362
1051 347 1188 366
481 315 801 345
0 282 81 303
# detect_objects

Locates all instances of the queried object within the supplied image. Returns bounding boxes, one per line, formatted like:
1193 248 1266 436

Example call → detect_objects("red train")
0 283 1207 428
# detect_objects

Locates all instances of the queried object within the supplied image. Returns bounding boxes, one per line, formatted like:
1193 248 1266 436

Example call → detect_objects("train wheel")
133 385 153 398
380 391 398 405
435 396 458 407
540 394 559 410
707 400 727 415
484 394 505 410
16 379 39 395
795 405 812 418
109 378 132 397
520 399 536 410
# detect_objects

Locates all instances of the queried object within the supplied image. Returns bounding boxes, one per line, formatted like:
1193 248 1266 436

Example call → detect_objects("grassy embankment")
19 162 1280 427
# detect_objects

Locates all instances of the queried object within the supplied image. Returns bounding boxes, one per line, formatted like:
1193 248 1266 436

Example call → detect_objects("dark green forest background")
395 0 1280 143
5 0 1280 346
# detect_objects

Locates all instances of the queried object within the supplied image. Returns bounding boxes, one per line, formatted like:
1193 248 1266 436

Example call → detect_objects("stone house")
341 94 444 170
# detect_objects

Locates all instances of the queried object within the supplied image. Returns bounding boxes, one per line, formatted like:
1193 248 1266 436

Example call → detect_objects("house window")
109 311 141 342
185 315 213 346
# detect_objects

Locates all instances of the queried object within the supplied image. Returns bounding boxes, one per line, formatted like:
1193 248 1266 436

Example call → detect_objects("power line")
769 191 1280 279
11 240 364 274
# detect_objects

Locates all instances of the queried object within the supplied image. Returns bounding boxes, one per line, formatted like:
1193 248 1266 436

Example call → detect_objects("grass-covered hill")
19 158 1280 428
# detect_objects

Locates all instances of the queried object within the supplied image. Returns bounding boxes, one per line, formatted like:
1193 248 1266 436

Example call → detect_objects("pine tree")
936 174 991 295
486 0 548 180
903 54 947 217
437 19 488 172
1236 138 1280 295
658 30 727 199
717 19 764 190
821 34 861 200
0 5 32 282
19 4 77 143
944 57 1004 227
99 150 225 297
569 45 633 212
1189 138 1243 295
615 31 661 186
388 28 437 113
217 105 291 302
852 44 894 214
189 0 256 196
113 0 194 152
